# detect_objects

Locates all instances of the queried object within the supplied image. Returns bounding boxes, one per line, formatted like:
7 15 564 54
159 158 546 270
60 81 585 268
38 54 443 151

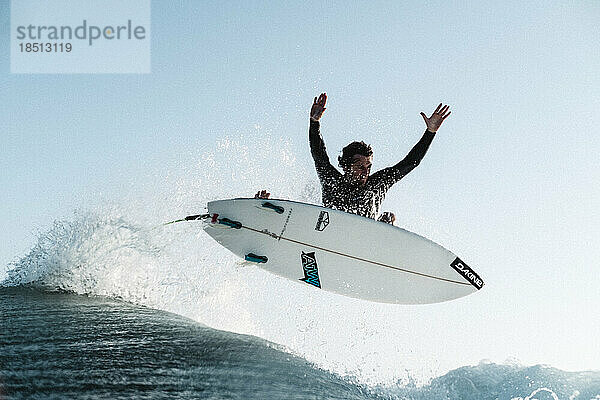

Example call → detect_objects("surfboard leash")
162 213 211 226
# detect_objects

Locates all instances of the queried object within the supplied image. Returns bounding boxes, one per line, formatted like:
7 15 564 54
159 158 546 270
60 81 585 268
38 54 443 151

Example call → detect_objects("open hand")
420 103 451 133
310 93 327 121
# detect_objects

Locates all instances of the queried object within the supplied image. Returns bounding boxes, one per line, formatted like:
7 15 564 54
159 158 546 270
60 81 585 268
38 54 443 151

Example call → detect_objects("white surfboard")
203 198 484 304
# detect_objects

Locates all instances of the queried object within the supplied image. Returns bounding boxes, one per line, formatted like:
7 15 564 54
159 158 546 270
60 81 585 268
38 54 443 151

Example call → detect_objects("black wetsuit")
309 119 436 219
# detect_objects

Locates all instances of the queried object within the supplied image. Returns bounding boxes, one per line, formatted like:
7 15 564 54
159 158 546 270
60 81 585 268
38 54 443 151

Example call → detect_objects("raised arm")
370 103 451 188
309 93 339 180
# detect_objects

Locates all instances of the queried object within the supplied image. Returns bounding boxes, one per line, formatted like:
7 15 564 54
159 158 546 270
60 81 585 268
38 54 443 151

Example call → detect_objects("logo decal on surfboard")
300 252 321 288
315 211 329 231
450 258 484 290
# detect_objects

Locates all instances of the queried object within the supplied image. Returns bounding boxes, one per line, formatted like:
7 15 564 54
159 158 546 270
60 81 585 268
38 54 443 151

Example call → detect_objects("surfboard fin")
261 202 285 214
245 253 268 263
217 218 242 229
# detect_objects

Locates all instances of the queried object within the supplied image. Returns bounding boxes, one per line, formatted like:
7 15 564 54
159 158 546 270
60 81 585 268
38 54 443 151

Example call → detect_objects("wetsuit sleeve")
309 119 340 181
370 129 436 190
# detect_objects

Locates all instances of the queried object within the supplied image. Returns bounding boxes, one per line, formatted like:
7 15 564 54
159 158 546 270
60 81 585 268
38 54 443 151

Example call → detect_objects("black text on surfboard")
300 252 322 288
315 211 329 231
450 258 484 290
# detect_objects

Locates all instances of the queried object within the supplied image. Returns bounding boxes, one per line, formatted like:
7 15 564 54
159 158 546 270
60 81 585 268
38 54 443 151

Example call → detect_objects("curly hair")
338 141 373 169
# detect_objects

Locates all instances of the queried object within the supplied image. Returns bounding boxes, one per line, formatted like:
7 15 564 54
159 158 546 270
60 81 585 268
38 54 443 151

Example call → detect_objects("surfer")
255 93 451 223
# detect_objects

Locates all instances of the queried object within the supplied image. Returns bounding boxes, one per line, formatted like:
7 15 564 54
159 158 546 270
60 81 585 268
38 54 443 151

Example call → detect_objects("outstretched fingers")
310 93 328 121
319 92 327 106
421 103 452 132
435 104 451 119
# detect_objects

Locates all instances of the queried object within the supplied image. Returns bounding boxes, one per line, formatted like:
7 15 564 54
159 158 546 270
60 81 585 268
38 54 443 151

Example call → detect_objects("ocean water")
2 133 600 399
0 286 600 399
2 287 599 399
0 287 369 399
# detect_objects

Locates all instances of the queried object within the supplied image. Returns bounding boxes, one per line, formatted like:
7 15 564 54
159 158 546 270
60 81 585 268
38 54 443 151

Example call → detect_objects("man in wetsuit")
255 92 451 224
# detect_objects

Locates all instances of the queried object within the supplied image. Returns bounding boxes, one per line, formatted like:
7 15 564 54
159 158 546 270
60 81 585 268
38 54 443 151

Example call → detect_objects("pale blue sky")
1 0 599 371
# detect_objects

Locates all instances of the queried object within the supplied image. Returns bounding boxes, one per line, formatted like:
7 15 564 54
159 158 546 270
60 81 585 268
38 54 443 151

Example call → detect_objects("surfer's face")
346 154 372 186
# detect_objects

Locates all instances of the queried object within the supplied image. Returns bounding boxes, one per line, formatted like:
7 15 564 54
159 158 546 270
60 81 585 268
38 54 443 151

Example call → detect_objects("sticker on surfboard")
450 257 484 289
315 211 329 231
300 251 321 288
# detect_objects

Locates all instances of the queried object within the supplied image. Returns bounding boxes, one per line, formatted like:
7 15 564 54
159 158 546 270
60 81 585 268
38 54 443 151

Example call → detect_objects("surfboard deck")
203 198 484 304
